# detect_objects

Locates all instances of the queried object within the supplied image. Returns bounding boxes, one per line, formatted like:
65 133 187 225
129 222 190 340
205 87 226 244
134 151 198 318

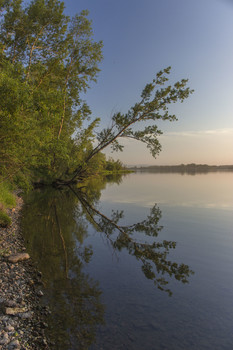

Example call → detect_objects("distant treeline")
130 164 233 174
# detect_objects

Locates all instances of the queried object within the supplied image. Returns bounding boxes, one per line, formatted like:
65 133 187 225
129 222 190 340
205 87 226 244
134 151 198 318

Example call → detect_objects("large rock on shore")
8 253 30 263
5 307 28 315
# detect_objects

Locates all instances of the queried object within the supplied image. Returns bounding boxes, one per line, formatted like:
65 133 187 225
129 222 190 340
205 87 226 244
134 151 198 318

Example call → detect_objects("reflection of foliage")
69 186 194 296
21 174 194 348
47 271 104 350
21 188 105 350
75 172 125 207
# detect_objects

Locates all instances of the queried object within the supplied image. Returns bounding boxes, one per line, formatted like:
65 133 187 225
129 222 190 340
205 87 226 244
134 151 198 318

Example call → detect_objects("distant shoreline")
128 164 233 174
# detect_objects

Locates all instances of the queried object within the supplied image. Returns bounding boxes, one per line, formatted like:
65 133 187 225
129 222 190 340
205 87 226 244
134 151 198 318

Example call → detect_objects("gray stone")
19 311 33 319
0 332 9 345
37 290 44 297
8 339 20 349
5 300 17 307
5 325 14 332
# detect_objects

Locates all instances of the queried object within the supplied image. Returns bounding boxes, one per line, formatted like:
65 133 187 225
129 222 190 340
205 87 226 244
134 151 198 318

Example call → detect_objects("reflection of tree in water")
22 189 105 350
70 186 194 296
22 175 193 349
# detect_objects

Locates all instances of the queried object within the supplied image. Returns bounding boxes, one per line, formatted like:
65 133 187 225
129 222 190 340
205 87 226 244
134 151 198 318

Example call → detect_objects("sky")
63 0 233 165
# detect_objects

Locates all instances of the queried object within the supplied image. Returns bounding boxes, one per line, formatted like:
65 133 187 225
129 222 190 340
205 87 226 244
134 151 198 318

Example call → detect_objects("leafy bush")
0 181 16 208
0 210 12 227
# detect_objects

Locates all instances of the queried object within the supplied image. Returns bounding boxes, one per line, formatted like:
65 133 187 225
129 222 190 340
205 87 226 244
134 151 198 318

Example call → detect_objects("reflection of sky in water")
88 172 233 349
100 172 233 210
21 172 233 349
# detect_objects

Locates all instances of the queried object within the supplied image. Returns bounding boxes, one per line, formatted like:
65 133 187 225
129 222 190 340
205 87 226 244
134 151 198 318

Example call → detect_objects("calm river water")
21 171 233 350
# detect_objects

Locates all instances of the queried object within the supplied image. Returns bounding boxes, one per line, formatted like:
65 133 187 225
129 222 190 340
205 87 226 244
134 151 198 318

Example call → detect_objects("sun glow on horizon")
104 128 233 166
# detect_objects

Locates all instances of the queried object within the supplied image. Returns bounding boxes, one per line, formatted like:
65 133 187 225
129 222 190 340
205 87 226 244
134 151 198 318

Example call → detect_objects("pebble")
7 339 20 349
4 326 14 332
5 301 17 308
19 312 33 319
0 195 50 349
0 333 9 345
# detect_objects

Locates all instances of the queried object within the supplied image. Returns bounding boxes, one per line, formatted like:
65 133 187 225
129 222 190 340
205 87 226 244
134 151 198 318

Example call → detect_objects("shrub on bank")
0 181 16 227
0 181 16 208
0 209 12 227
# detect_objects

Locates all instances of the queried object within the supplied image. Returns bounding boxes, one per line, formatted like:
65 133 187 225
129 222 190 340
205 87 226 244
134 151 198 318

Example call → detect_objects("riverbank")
0 194 50 350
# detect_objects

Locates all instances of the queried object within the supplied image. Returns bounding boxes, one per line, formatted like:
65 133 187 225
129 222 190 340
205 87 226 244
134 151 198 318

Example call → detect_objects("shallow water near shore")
21 172 233 349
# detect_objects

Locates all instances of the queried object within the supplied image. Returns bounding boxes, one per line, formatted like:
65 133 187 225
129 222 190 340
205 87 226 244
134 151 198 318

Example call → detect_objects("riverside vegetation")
0 1 193 348
0 0 192 195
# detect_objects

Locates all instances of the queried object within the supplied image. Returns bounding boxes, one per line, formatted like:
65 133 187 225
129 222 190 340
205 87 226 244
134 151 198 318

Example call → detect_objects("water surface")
21 172 233 349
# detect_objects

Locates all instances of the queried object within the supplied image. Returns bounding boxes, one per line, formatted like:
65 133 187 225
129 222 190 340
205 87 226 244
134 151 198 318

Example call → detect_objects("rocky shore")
0 195 50 349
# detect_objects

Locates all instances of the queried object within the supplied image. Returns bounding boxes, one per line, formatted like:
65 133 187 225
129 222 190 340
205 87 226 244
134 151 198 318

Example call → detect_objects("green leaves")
0 0 103 185
121 125 163 157
0 0 193 186
88 68 193 161
70 67 193 181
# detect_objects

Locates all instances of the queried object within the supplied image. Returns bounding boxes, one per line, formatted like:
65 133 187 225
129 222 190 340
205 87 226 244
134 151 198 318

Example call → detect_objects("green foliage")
71 67 193 181
0 209 12 227
0 0 192 187
98 68 193 155
104 158 126 173
0 180 15 227
0 0 103 186
0 181 16 208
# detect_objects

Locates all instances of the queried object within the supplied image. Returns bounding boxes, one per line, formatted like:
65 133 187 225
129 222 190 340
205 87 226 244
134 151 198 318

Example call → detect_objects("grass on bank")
0 180 16 227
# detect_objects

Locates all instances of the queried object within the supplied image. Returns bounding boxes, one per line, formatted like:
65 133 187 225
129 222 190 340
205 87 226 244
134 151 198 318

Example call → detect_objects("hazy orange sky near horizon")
63 0 233 166
105 128 233 166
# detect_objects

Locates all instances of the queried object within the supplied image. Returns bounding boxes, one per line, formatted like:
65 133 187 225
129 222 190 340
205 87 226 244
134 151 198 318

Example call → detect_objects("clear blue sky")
63 0 233 165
